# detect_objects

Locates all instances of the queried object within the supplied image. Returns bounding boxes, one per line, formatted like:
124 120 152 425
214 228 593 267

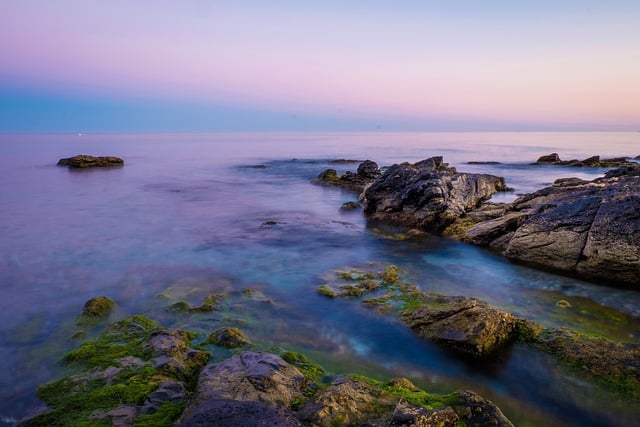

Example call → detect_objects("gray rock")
57 154 124 168
460 172 640 286
179 352 312 423
363 157 509 233
533 153 635 168
315 160 379 193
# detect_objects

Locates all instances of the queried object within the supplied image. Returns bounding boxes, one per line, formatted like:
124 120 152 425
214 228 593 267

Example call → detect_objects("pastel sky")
1 1 639 131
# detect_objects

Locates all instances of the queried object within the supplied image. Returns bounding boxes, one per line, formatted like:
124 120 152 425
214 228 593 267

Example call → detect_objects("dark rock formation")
401 294 518 357
459 172 640 286
177 399 303 427
57 154 124 168
340 201 361 210
315 160 380 193
363 157 510 233
533 153 635 168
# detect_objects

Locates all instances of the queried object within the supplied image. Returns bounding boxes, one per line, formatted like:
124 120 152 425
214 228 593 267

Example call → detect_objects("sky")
1 1 639 132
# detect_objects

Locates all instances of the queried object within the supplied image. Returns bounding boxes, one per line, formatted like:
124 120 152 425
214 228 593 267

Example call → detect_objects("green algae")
204 326 250 348
29 315 206 426
133 402 186 427
281 351 325 383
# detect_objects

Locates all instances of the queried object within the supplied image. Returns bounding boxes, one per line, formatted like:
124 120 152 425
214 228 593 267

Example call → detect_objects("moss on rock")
81 296 116 317
203 327 250 348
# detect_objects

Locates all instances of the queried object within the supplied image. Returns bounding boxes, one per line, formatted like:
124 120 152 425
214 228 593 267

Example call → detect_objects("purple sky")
1 1 639 131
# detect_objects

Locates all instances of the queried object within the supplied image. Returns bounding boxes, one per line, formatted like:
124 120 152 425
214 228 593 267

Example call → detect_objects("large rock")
363 157 509 233
57 154 124 168
462 172 640 286
178 352 312 424
401 294 518 357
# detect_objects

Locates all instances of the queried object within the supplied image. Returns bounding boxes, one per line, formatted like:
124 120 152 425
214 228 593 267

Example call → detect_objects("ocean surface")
0 131 639 426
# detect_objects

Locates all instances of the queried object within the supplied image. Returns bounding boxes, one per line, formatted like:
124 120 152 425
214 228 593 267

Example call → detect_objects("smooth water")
1 132 639 426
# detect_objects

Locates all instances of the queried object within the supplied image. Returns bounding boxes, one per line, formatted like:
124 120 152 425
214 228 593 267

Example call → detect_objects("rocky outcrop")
57 154 124 168
203 326 250 348
315 160 380 193
180 351 514 427
459 172 640 286
81 296 116 317
401 295 518 357
533 153 635 167
363 157 510 233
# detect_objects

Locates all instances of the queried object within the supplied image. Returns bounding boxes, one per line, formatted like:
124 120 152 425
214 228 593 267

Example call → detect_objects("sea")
0 131 639 426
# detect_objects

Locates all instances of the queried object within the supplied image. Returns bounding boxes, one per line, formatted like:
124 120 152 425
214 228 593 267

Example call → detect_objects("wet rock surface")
57 154 124 168
363 157 510 233
315 160 380 193
401 295 518 357
460 172 640 286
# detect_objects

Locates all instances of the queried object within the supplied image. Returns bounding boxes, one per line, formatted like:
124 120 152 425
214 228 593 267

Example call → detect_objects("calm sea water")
1 132 639 426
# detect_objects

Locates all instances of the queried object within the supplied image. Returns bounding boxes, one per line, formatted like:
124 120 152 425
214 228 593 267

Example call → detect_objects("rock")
363 157 509 233
535 153 561 163
340 201 361 210
401 294 517 357
534 328 640 391
81 296 116 317
461 171 640 286
297 377 396 426
177 399 302 427
391 401 460 427
604 163 640 178
140 381 187 414
203 327 250 348
180 352 312 423
533 153 635 168
553 177 587 187
315 160 380 193
57 154 124 168
452 390 514 427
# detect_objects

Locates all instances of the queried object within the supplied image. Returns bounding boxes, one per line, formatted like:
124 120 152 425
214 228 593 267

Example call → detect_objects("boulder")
363 157 509 233
179 352 312 424
57 155 124 168
401 295 518 357
177 399 302 427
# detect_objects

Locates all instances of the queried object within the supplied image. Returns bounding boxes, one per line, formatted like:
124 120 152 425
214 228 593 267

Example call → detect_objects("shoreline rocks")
317 156 639 287
532 153 635 168
362 157 511 233
57 154 124 168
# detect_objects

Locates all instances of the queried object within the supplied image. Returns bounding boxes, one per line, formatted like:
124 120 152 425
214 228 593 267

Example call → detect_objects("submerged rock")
81 296 116 317
57 154 124 168
363 157 510 233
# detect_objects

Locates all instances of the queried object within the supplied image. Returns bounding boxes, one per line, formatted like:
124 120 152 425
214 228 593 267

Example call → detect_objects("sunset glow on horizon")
1 1 639 131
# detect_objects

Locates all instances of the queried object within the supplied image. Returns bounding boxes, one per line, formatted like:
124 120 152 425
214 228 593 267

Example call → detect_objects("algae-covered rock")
315 160 380 193
533 328 640 396
179 352 313 424
81 296 116 317
204 327 250 348
26 315 208 427
297 377 396 426
401 295 517 357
